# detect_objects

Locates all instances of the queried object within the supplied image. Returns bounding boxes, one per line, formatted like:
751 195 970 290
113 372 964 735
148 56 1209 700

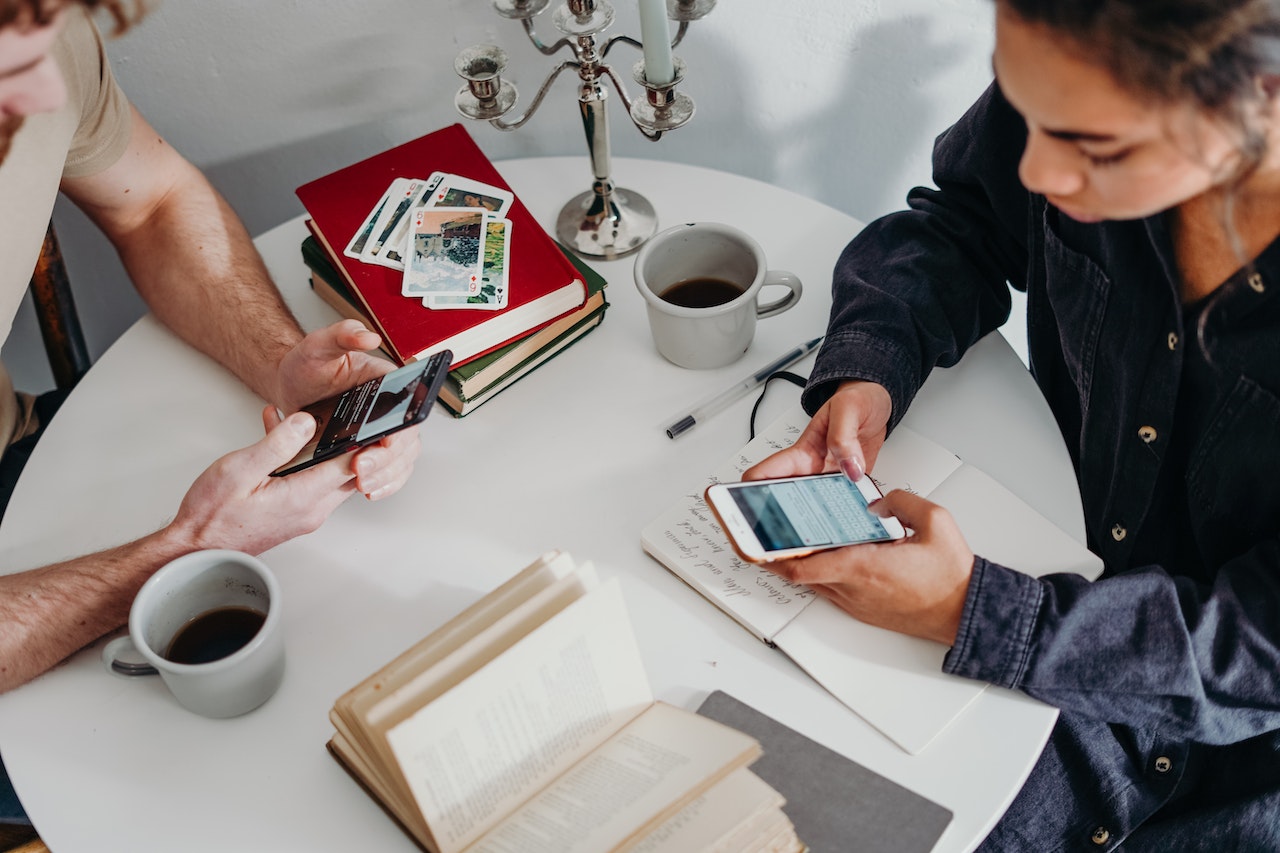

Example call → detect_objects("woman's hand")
766 489 976 646
743 380 893 482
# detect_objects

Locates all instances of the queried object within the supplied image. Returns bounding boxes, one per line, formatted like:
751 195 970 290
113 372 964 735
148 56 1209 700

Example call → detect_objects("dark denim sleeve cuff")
800 328 920 432
943 556 1045 689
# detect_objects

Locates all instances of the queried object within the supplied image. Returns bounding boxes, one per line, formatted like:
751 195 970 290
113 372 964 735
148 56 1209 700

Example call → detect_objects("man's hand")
765 490 975 646
271 320 421 500
272 319 389 411
169 411 362 555
744 380 893 482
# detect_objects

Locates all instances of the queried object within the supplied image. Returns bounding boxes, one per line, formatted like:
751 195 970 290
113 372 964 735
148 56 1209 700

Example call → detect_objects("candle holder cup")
454 45 519 121
452 0 713 258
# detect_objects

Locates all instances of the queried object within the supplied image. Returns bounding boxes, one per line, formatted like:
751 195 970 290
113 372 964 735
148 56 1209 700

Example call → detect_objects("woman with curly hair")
749 1 1280 848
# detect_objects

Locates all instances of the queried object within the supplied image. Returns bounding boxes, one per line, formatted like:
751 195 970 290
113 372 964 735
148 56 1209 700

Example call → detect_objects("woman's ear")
1257 74 1280 102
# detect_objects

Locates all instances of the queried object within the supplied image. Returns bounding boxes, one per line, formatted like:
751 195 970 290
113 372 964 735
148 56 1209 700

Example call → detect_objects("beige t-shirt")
0 7 133 453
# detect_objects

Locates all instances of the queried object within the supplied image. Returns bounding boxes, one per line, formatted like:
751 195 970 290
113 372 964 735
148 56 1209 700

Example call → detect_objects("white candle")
638 0 675 86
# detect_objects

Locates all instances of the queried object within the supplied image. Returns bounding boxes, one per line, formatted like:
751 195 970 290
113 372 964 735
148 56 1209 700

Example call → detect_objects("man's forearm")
61 108 304 408
0 527 196 693
114 169 302 407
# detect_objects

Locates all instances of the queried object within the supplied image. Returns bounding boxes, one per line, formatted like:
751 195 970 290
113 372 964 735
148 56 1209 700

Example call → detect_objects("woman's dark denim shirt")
805 83 1280 846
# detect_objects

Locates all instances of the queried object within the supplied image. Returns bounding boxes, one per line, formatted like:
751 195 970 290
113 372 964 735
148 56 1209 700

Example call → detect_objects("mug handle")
102 635 158 677
756 270 803 319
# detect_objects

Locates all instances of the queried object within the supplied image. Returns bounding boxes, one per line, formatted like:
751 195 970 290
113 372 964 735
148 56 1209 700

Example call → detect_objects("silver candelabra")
453 0 714 259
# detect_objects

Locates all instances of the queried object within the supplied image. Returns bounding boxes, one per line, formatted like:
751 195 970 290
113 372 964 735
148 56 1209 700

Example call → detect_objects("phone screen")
271 351 451 476
708 472 904 560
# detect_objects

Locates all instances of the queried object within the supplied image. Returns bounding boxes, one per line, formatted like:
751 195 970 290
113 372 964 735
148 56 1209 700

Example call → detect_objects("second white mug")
635 222 802 369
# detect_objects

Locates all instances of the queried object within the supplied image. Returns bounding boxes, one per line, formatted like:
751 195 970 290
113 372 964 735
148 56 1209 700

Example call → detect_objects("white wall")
3 0 1008 393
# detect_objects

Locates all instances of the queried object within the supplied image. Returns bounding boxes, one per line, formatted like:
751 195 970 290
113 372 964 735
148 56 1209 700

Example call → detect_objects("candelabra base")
555 185 657 259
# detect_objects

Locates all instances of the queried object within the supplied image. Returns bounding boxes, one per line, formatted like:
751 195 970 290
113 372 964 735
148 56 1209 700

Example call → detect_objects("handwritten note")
640 405 962 643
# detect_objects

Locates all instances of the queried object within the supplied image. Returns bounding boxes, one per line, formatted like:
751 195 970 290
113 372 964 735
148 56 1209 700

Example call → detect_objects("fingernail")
840 456 864 481
288 412 314 434
867 498 890 517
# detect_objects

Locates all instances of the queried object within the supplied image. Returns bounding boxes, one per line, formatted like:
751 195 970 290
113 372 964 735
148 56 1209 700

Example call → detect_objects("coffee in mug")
164 606 267 665
658 277 746 309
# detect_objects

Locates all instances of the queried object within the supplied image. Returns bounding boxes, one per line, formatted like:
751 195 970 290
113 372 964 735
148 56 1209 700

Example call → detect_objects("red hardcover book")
295 123 586 368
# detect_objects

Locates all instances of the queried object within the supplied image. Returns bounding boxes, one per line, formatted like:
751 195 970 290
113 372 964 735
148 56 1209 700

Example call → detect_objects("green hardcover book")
439 307 607 416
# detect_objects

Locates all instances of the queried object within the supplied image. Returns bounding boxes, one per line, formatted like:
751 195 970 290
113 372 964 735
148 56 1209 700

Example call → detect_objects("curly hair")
999 1 1280 173
1 0 143 33
999 1 1280 357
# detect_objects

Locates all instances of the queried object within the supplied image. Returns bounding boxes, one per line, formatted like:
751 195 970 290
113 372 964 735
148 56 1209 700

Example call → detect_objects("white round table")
0 157 1082 852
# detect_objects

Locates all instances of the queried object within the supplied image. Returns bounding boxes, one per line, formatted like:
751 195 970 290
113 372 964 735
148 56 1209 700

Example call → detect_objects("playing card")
401 207 486 297
363 175 440 268
356 178 414 262
378 174 445 268
343 182 395 260
423 174 514 217
427 217 511 310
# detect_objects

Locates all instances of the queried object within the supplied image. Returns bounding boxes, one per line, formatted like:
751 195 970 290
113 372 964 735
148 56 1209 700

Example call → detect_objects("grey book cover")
697 690 953 853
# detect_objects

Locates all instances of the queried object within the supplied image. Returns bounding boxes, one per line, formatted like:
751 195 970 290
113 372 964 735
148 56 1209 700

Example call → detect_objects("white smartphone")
705 472 907 563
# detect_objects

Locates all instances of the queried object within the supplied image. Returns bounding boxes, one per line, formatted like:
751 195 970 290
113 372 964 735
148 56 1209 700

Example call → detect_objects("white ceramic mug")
635 222 802 369
101 550 285 718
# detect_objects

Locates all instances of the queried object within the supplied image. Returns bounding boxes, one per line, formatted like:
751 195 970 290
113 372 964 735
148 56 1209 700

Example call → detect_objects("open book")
641 406 1103 755
327 551 806 853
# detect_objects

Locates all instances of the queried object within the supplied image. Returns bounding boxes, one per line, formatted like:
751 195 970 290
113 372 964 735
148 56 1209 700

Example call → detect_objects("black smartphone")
270 350 452 477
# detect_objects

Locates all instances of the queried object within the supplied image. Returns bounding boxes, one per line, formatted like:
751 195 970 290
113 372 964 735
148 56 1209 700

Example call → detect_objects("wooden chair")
28 222 90 390
0 223 82 853
0 827 45 853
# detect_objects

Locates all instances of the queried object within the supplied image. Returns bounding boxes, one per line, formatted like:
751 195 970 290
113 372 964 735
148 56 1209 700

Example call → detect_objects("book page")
773 597 989 755
339 551 576 733
931 465 1103 580
386 580 654 853
357 559 604 825
466 703 760 853
365 557 588 732
630 768 784 853
640 405 962 641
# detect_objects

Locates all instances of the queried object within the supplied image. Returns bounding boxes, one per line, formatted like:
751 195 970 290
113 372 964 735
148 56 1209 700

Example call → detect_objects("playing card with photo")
401 207 486 297
427 217 511 310
356 178 414 262
363 175 441 267
377 174 444 268
344 182 395 260
424 174 514 217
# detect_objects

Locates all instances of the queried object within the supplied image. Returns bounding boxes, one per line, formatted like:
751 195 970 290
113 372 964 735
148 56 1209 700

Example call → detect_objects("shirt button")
1111 524 1127 542
1138 425 1157 443
1155 756 1172 773
1248 271 1265 293
1092 826 1111 845
1167 331 1178 350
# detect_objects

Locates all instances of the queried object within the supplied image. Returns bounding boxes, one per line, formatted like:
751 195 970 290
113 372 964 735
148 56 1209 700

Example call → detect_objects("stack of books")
295 123 608 416
327 551 806 853
303 236 606 416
